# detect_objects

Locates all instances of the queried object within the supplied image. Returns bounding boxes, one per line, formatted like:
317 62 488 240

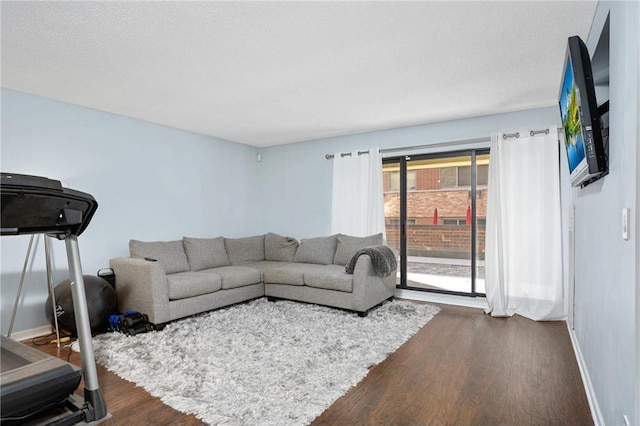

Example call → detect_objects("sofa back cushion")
293 234 338 265
129 239 190 274
225 235 266 265
265 233 299 262
333 233 384 266
183 236 230 271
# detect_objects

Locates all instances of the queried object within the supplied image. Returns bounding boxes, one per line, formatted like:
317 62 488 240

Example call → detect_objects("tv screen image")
559 56 586 174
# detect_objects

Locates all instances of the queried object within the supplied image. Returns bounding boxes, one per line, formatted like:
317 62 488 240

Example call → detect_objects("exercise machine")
1 172 108 424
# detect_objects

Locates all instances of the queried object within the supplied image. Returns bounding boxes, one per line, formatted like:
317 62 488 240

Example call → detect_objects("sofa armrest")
110 257 170 324
351 254 397 312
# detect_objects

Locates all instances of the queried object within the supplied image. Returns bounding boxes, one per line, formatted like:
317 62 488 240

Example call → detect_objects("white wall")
571 1 639 425
0 89 261 333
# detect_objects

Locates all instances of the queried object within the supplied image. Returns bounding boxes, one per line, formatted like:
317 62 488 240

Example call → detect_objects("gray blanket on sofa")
345 245 397 278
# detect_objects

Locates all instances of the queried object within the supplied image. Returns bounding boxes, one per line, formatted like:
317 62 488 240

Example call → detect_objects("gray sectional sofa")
110 233 396 324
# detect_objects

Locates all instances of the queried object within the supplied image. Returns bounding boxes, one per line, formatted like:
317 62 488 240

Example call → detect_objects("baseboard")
8 324 53 342
566 323 604 426
395 289 488 310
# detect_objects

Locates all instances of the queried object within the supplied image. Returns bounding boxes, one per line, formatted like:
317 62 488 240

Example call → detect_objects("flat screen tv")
558 35 607 187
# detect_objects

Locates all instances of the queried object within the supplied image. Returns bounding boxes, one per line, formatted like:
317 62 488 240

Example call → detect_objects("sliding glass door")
383 149 489 296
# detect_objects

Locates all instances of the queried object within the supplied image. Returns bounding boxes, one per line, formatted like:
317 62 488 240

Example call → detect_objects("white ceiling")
1 1 597 147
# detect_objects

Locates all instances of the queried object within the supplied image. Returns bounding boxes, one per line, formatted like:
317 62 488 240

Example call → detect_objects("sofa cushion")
225 235 266 265
263 263 327 286
333 233 384 266
304 265 354 293
167 272 222 300
183 236 230 271
129 239 190 274
293 235 338 265
201 266 261 290
265 233 299 262
242 260 290 280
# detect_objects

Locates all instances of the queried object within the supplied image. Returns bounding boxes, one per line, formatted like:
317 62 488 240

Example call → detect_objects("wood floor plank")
26 342 203 425
25 301 592 426
312 304 593 426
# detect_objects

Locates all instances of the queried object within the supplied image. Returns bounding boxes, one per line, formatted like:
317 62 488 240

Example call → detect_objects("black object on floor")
109 311 155 336
45 276 117 336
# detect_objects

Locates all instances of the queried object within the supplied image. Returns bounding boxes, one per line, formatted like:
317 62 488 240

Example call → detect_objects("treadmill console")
1 173 98 239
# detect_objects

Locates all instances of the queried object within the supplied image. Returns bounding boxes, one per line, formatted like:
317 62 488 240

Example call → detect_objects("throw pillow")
265 233 299 262
182 236 230 271
225 235 266 265
293 235 338 265
129 239 190 274
333 233 384 266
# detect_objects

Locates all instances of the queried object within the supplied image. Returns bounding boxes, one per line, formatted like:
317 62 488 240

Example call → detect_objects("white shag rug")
85 298 439 425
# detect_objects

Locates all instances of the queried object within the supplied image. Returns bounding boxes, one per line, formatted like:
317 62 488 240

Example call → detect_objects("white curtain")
485 126 565 321
330 148 385 238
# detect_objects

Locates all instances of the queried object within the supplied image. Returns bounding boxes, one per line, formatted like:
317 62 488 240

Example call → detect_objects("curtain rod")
324 127 561 159
324 150 369 160
324 135 490 160
503 128 554 140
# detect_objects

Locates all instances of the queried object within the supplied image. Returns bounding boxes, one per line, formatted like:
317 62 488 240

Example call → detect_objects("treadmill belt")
0 336 83 420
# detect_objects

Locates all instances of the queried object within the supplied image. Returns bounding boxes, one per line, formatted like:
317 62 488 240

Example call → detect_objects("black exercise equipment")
0 172 108 424
108 311 155 336
0 335 82 422
45 276 117 336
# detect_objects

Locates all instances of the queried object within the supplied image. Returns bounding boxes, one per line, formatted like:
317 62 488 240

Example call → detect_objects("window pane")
439 167 456 188
477 164 489 186
407 170 417 190
383 152 489 295
389 171 400 191
458 166 471 186
407 156 472 293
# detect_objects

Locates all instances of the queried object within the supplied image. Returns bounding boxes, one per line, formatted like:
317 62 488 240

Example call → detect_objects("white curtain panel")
330 148 385 238
485 127 565 321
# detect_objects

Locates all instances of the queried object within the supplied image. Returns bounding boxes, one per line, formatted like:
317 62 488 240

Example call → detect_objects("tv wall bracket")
580 126 610 188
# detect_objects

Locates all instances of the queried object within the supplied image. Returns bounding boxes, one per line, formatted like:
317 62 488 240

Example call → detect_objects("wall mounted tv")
558 35 608 187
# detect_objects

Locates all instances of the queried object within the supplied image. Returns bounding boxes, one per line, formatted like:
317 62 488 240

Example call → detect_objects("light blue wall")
0 89 260 333
572 1 639 425
0 92 562 336
258 107 560 238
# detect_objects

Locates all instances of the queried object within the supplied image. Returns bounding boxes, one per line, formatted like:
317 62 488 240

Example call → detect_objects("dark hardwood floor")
27 339 203 426
312 303 592 426
28 301 592 426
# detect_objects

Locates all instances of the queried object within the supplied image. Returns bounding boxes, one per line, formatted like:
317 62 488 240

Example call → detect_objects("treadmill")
1 173 108 425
